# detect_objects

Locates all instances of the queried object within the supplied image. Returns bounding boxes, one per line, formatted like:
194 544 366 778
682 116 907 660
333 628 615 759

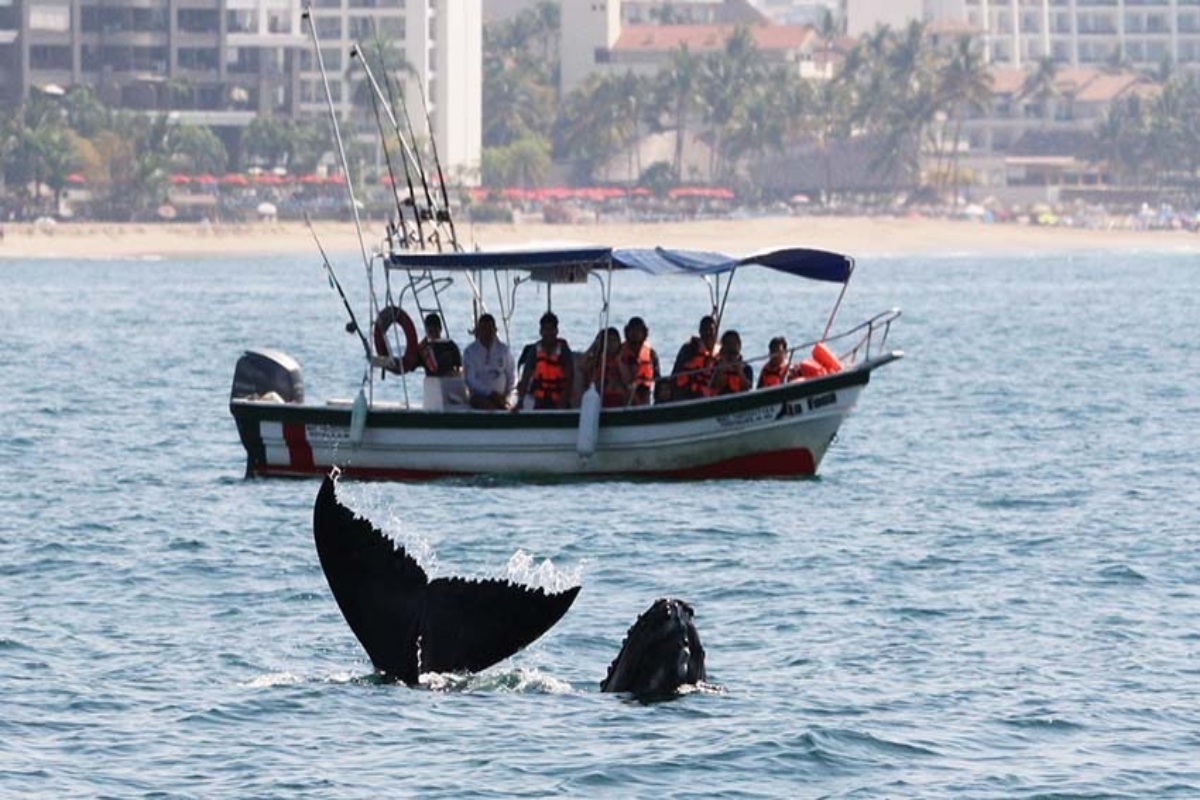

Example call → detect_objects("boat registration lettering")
717 405 778 428
807 392 837 411
309 424 349 442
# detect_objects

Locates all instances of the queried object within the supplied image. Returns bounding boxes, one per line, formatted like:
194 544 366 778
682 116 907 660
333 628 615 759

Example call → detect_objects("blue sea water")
2 245 1199 798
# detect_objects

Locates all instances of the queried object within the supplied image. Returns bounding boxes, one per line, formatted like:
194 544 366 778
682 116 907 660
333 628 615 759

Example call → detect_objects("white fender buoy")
576 384 601 459
349 387 368 447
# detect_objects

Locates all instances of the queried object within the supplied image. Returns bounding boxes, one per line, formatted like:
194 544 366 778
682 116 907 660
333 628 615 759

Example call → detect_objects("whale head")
600 597 706 698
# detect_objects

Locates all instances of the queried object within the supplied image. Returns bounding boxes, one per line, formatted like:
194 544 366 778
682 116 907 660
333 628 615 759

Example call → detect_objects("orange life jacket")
674 338 715 398
531 342 568 408
715 362 749 395
758 361 787 389
622 343 654 388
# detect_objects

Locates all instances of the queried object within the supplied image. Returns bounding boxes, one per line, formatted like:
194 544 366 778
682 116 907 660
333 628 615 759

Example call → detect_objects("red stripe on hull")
656 447 815 479
252 447 815 481
282 423 314 472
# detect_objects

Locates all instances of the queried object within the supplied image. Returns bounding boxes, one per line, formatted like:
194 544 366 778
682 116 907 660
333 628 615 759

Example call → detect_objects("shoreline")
2 215 1197 260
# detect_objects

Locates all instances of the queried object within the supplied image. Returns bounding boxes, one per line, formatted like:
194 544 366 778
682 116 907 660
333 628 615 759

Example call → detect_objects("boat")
229 242 901 480
228 13 902 481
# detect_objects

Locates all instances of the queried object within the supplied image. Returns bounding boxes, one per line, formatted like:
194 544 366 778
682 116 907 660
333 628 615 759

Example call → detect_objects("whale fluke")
313 475 580 684
601 597 706 697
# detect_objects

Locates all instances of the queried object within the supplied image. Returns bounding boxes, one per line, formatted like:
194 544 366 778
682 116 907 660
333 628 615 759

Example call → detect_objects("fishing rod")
351 45 411 250
392 72 443 250
306 213 371 361
414 75 460 251
368 27 429 251
301 6 376 326
348 44 430 250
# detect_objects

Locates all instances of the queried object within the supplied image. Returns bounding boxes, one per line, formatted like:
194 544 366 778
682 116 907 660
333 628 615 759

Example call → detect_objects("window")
29 45 71 70
30 4 69 32
178 9 219 34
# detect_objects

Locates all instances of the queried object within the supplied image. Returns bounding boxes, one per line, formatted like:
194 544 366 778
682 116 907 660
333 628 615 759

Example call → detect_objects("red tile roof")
612 23 814 53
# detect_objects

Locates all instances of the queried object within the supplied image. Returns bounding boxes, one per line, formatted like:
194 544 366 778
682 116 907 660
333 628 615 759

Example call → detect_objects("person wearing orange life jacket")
757 336 790 389
516 312 574 410
669 315 719 401
582 327 628 408
618 316 661 406
711 330 753 396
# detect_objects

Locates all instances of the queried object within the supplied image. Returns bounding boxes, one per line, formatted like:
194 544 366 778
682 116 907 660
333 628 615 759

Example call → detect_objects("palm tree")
699 27 767 182
554 75 623 181
651 45 703 182
936 35 993 200
1092 94 1149 185
1021 56 1060 125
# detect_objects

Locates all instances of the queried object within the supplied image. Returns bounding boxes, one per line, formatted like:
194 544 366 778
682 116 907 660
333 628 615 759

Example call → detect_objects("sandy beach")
2 215 1197 260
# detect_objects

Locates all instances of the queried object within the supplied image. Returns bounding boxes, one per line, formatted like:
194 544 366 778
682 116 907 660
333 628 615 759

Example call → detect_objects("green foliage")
482 135 551 187
242 116 329 172
167 125 229 175
639 161 676 197
482 1 559 146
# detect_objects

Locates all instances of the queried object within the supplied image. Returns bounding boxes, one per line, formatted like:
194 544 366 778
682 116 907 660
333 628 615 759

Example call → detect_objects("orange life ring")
373 306 420 374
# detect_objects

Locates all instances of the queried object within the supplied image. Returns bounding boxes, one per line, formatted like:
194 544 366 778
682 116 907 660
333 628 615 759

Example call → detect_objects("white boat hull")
231 355 898 480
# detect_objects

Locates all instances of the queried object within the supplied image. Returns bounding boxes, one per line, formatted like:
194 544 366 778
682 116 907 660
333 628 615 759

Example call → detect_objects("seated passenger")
582 327 628 408
418 313 462 377
670 315 719 401
619 316 661 407
516 311 574 410
757 336 790 389
462 313 515 410
710 330 752 395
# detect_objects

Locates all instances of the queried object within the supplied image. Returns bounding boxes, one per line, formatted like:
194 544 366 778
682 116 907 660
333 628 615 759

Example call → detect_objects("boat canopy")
387 245 853 284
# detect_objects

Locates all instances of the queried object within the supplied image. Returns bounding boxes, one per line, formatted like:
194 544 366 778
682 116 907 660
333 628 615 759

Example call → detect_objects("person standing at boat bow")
463 313 516 411
516 312 574 410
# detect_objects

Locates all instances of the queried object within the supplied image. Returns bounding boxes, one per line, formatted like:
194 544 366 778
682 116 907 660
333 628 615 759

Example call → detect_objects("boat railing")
826 308 902 366
740 307 902 375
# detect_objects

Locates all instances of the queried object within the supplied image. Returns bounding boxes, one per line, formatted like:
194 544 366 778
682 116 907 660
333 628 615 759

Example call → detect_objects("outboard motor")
231 348 304 403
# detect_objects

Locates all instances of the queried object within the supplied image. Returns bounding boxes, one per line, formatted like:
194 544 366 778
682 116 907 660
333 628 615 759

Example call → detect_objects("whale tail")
600 597 706 697
313 475 580 684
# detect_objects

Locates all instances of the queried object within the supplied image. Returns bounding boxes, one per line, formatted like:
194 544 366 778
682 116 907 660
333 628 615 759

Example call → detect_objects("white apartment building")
301 0 481 185
848 0 1200 73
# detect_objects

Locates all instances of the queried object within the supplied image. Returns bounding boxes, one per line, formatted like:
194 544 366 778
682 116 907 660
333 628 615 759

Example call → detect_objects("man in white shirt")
462 313 516 410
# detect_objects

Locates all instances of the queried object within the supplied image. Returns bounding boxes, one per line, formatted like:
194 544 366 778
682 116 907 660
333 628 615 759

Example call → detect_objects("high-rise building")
847 0 1200 73
0 0 480 183
299 0 481 185
0 0 305 125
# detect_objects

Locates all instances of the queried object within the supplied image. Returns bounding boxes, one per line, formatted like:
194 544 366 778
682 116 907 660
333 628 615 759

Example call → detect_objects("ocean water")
2 244 1199 798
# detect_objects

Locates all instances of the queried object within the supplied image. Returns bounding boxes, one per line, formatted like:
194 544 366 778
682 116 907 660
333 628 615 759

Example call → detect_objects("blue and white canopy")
388 244 853 284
